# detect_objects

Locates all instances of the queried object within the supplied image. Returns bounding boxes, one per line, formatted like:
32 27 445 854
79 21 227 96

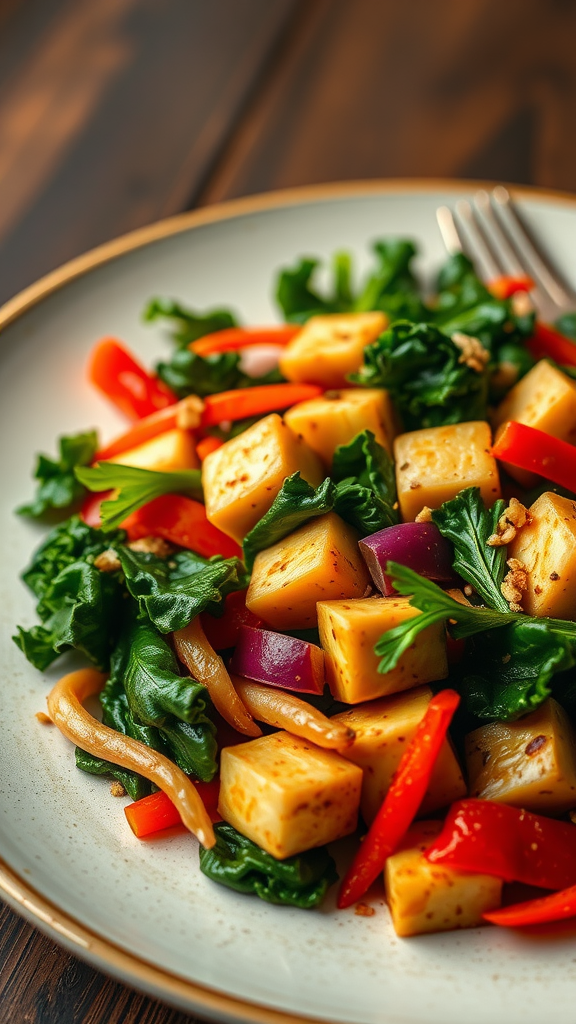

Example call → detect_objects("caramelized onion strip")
46 667 215 848
232 675 355 749
173 618 261 738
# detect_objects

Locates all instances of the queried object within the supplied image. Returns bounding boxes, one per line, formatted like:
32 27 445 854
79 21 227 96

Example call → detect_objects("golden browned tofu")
334 687 466 824
493 360 576 486
394 421 501 521
466 698 576 814
107 428 198 471
507 492 576 619
246 512 369 630
284 388 396 466
317 596 448 704
218 730 362 858
385 821 502 937
202 413 323 544
279 312 387 389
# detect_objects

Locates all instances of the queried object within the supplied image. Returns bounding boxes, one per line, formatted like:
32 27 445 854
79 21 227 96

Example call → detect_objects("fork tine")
492 186 574 308
436 206 464 255
453 199 501 280
472 190 525 277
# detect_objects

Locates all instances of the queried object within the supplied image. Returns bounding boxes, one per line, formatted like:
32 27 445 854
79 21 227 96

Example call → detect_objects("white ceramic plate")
3 181 576 1024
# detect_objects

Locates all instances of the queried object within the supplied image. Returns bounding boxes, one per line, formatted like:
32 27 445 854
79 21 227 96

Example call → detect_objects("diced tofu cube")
385 821 502 937
279 312 387 389
317 596 448 704
284 388 396 467
218 730 362 858
493 360 576 486
107 428 198 472
466 697 576 814
246 512 369 630
507 491 576 619
394 421 501 522
202 413 323 544
333 686 466 824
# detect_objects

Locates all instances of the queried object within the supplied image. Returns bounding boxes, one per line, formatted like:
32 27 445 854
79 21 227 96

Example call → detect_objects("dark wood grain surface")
2 0 576 1020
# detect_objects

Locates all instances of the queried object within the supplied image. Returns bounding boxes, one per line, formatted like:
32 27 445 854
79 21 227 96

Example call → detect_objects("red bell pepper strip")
80 490 113 528
483 885 576 928
123 494 241 559
492 420 576 492
426 799 576 890
527 322 576 367
488 275 533 300
200 589 264 651
201 383 322 427
89 338 177 421
196 435 224 461
337 689 460 909
125 779 221 838
191 325 299 356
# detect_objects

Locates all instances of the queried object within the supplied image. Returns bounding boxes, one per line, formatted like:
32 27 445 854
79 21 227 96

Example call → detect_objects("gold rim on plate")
2 177 576 1023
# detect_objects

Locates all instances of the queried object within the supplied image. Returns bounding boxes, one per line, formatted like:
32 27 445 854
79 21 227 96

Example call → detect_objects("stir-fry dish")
15 240 576 935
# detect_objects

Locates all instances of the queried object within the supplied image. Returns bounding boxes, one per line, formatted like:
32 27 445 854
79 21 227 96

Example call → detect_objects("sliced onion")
359 522 457 596
230 625 325 694
232 676 354 749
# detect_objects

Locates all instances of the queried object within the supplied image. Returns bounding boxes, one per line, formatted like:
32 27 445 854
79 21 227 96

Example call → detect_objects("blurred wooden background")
1 0 576 1020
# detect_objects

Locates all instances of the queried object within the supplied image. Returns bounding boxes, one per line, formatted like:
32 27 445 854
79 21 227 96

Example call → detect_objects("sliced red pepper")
200 589 263 651
89 338 177 421
337 688 460 909
201 383 323 427
191 325 299 356
488 275 533 300
125 779 221 838
123 494 241 559
80 490 112 528
492 420 576 493
196 435 224 461
527 322 576 367
425 799 576 890
484 885 576 928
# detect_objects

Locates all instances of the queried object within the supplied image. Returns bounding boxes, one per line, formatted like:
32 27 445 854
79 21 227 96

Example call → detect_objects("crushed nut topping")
487 497 531 547
451 332 490 373
176 394 205 430
110 781 126 797
415 506 433 523
94 549 122 573
501 557 528 612
463 584 474 597
354 902 375 917
128 536 174 558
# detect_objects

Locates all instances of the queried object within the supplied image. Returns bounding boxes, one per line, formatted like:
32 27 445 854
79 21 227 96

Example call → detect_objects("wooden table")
2 0 576 1019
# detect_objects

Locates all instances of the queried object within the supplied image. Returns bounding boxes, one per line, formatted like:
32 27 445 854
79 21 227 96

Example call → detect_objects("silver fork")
436 186 576 322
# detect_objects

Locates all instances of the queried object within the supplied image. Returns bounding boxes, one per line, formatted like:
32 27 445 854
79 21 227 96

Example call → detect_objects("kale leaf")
242 432 397 569
431 487 508 611
143 298 238 347
115 616 217 780
118 546 249 632
375 562 576 721
156 347 284 399
243 474 335 571
76 463 203 530
331 429 398 533
17 430 98 519
199 822 338 908
275 241 423 324
14 517 125 671
555 313 576 341
352 321 490 429
461 620 575 720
